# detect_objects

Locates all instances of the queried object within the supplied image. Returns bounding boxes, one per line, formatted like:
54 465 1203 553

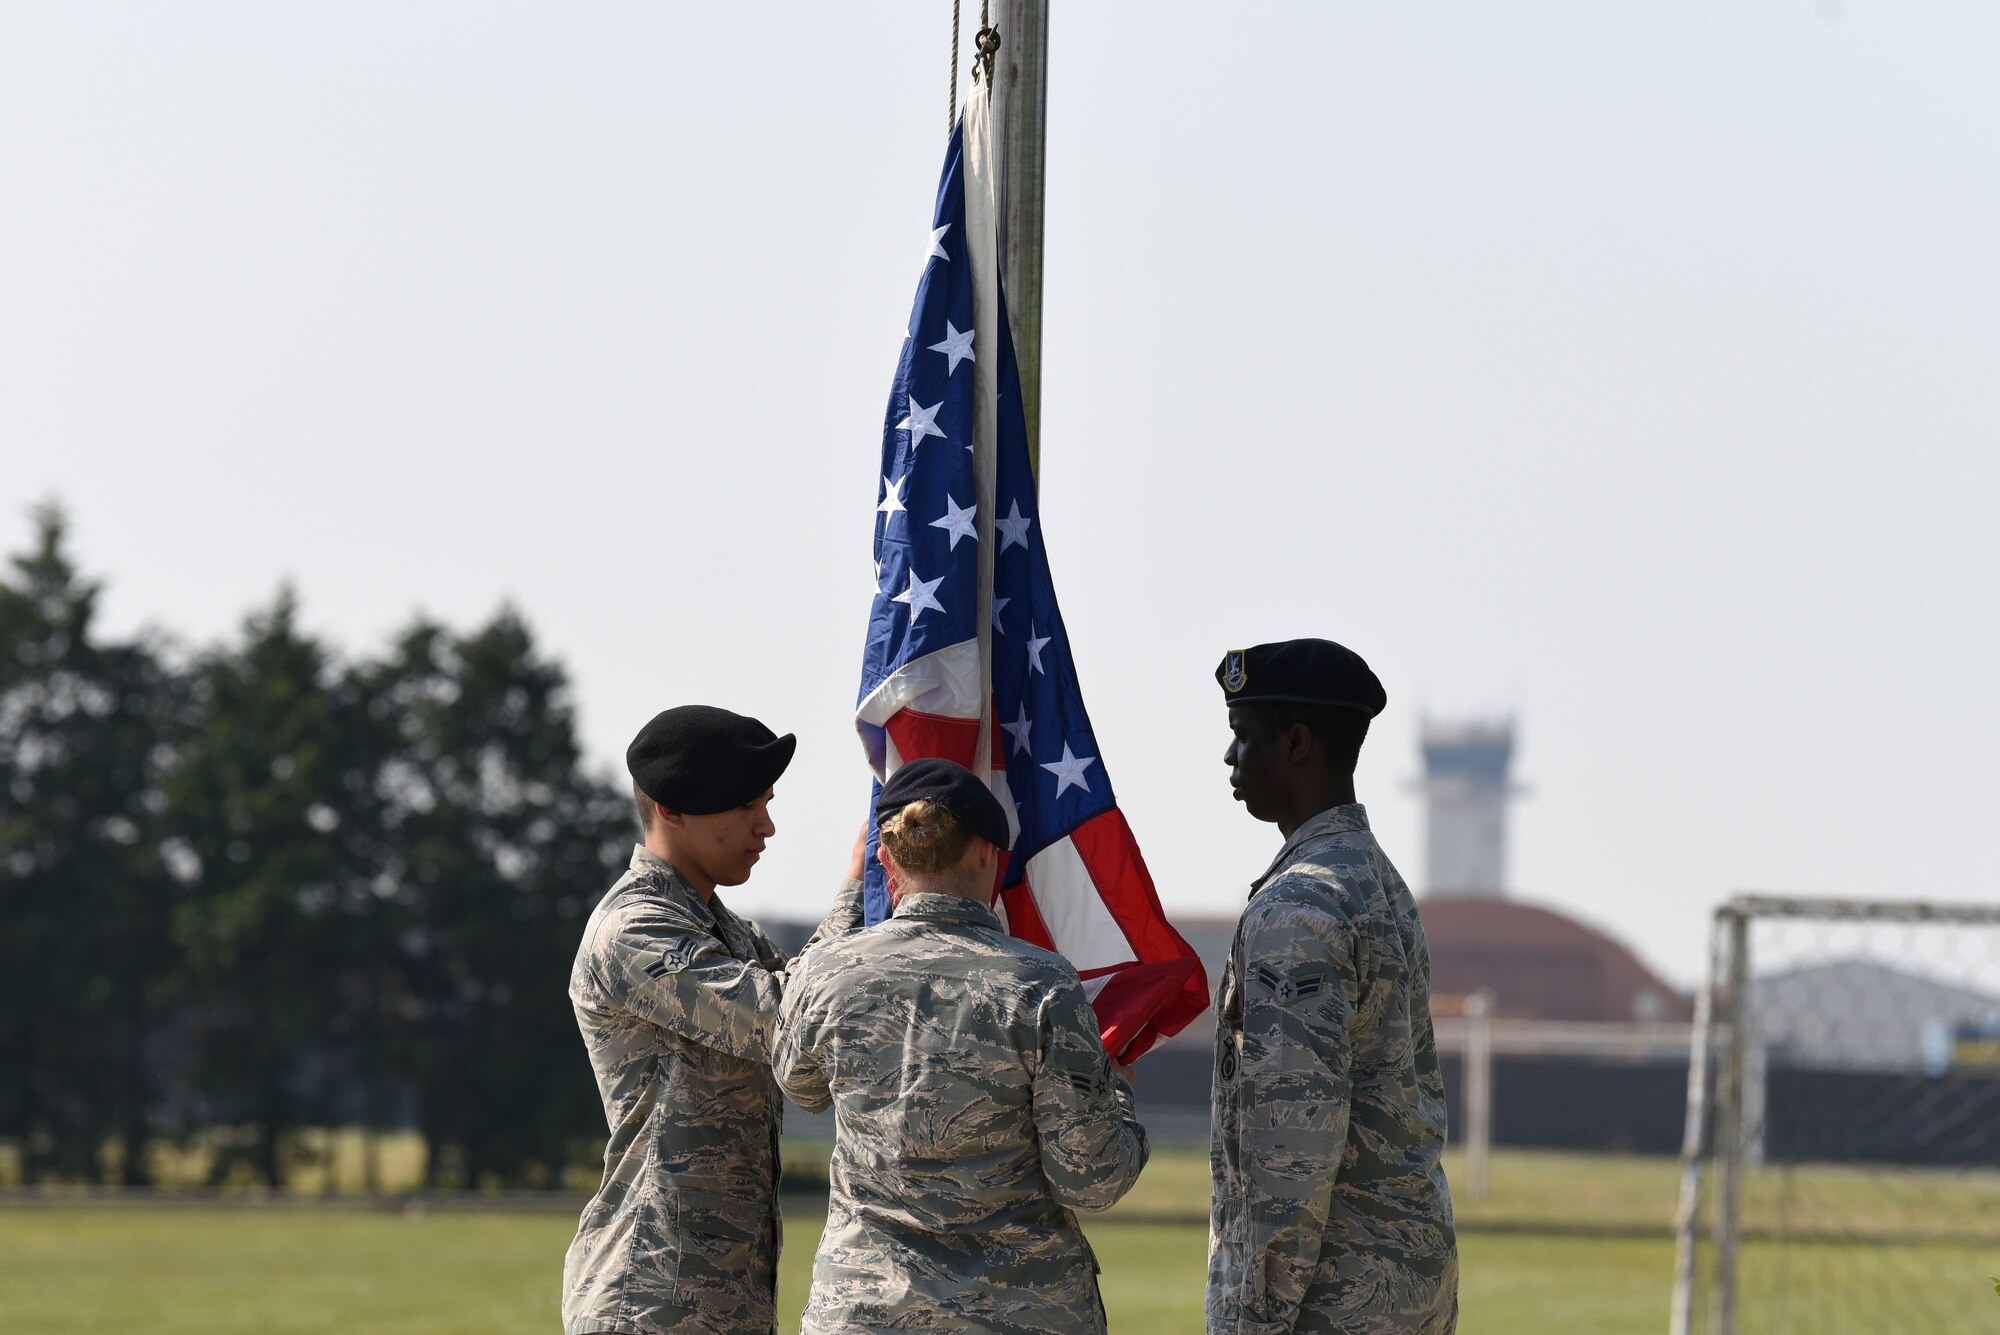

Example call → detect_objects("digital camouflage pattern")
772 891 1150 1335
1209 805 1458 1334
562 845 862 1335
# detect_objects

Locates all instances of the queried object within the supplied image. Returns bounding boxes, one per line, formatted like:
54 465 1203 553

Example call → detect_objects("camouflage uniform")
1209 805 1458 1334
772 891 1150 1335
562 845 862 1335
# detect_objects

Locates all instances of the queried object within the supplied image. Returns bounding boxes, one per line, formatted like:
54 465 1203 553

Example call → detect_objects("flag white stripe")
1026 835 1138 974
855 639 983 727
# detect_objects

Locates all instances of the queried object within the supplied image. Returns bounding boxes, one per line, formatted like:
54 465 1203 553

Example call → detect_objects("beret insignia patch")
1222 649 1248 694
1211 638 1386 717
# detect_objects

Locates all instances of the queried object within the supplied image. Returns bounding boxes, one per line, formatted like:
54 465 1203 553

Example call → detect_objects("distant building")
1413 719 1520 897
1421 896 1691 1023
1753 959 2000 1072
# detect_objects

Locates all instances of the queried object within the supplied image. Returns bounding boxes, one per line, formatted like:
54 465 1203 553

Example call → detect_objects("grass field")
0 1203 1671 1333
3 1148 1996 1332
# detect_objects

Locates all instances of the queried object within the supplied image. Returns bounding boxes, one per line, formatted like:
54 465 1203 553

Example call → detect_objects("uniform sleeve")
1228 892 1358 1333
792 877 865 962
600 906 785 1063
771 951 832 1114
743 918 789 973
1030 971 1150 1213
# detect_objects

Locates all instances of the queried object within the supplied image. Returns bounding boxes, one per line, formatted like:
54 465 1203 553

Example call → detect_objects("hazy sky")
4 3 1995 988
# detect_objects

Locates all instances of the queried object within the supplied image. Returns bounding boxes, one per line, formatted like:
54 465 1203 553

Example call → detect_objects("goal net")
1671 896 2000 1334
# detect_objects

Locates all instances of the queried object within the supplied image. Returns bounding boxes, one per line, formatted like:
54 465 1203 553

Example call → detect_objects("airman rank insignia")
1222 649 1248 694
1066 1066 1112 1099
643 939 697 979
1255 964 1326 1007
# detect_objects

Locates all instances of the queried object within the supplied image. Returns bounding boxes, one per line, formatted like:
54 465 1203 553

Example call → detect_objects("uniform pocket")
674 1185 764 1240
666 1185 770 1315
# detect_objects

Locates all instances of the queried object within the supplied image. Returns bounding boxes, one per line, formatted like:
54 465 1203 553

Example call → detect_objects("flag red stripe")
999 882 1058 953
1069 809 1210 1060
883 709 981 771
1071 808 1202 976
1092 958 1208 1065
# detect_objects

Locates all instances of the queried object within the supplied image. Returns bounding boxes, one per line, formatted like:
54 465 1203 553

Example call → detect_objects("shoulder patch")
1255 964 1327 1007
1065 1065 1112 1099
641 937 699 979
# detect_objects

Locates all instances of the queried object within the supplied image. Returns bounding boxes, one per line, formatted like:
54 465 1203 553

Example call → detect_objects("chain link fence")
1671 896 2000 1334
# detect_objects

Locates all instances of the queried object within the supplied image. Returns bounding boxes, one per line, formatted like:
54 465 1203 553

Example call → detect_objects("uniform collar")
1250 803 1371 898
629 844 720 928
892 891 1003 931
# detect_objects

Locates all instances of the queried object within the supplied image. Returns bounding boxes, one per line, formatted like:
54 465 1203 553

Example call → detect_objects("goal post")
1670 894 2000 1334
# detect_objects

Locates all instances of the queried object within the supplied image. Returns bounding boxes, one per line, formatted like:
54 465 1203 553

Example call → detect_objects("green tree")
162 589 386 1187
366 610 629 1187
1 512 631 1191
0 505 181 1184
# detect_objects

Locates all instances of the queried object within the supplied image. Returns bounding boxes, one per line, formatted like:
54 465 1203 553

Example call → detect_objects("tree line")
0 507 634 1189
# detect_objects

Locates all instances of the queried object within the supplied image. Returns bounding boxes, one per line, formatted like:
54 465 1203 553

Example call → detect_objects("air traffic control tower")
1415 719 1522 897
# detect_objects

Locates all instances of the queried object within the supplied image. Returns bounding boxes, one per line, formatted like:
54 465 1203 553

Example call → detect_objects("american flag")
853 105 1208 1063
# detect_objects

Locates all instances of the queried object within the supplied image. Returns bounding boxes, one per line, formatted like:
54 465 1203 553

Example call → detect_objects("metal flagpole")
972 0 1048 483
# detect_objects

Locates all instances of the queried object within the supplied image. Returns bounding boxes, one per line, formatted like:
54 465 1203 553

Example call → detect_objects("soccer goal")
1669 895 2000 1334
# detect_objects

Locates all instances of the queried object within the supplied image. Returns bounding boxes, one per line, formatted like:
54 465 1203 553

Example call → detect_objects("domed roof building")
1420 895 1690 1023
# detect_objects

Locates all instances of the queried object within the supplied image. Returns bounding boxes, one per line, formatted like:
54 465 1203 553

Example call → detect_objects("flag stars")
991 595 1010 633
898 396 946 450
892 569 946 621
925 224 952 264
877 475 907 520
1040 743 1098 798
1002 702 1033 756
1025 624 1052 675
929 495 977 550
997 499 1033 553
928 321 975 376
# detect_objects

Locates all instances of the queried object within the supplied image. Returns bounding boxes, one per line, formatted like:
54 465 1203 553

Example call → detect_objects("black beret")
1215 639 1387 717
627 705 796 815
876 758 1012 854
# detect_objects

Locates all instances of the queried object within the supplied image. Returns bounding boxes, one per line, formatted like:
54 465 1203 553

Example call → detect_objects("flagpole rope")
950 0 960 134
